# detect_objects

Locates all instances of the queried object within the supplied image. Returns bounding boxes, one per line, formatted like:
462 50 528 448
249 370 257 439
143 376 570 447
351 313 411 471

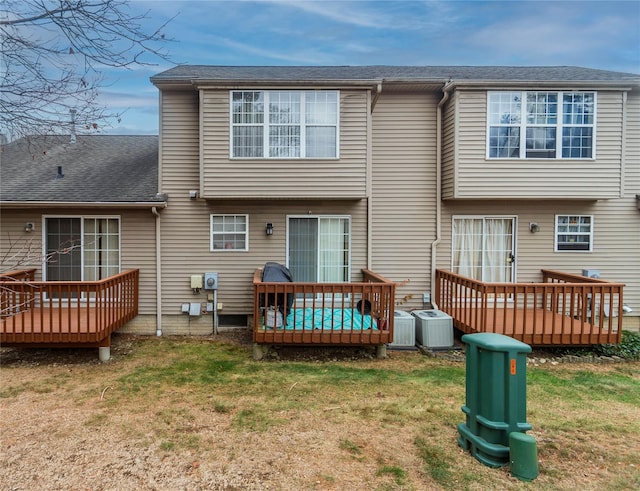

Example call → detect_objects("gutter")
184 79 383 90
442 80 635 91
151 206 163 337
370 83 382 113
0 201 168 209
431 82 454 300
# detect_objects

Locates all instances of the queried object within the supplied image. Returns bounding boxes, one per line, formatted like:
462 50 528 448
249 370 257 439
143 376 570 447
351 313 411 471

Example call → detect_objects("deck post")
253 343 270 361
376 344 387 359
98 346 111 362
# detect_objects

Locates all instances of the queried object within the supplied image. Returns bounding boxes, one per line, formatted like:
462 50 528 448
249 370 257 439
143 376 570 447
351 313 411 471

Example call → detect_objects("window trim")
210 214 249 252
486 90 597 160
554 214 594 252
229 90 340 160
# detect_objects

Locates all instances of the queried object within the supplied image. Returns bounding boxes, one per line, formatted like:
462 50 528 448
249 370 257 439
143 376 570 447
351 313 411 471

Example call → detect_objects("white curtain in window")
453 217 513 282
306 127 336 158
453 219 482 279
483 219 512 282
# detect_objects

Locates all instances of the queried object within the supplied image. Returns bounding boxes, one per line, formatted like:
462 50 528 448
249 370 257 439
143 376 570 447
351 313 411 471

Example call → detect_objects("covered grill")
260 262 294 315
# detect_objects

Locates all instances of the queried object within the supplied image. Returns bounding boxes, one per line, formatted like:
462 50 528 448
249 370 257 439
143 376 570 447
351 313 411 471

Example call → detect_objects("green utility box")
457 333 532 468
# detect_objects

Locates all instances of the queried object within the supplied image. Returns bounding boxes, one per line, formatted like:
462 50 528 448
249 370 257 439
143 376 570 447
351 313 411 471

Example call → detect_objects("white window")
44 216 120 297
555 215 593 252
287 216 350 282
231 90 339 158
487 91 595 159
210 215 248 251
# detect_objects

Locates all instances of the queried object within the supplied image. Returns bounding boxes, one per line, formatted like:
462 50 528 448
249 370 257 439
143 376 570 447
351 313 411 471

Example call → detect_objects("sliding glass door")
452 216 516 283
288 216 350 283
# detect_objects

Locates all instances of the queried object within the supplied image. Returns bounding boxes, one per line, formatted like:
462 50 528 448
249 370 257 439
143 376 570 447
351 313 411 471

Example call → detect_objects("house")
146 65 639 337
2 66 639 350
0 135 165 340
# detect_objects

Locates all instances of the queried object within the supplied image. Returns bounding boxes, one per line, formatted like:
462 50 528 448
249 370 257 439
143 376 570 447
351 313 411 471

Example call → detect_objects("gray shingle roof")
0 135 162 204
151 65 640 85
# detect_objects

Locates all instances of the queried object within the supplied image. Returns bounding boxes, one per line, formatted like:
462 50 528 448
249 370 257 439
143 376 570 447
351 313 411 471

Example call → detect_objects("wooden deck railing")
0 269 139 346
1 268 37 317
435 269 624 346
253 269 395 347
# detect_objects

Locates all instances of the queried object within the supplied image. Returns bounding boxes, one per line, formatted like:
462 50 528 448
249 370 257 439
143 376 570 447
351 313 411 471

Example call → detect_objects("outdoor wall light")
529 222 540 233
25 222 34 233
266 223 274 236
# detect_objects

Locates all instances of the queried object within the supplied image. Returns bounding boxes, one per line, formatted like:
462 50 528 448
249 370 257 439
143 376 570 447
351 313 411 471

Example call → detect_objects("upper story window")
210 214 248 251
488 91 595 159
555 215 593 252
231 90 339 159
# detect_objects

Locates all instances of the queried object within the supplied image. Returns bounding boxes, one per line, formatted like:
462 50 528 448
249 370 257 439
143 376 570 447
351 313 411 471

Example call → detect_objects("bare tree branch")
0 0 174 140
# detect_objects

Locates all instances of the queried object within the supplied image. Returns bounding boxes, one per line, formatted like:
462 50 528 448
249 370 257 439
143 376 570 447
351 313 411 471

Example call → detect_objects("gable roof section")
0 135 164 207
151 65 640 88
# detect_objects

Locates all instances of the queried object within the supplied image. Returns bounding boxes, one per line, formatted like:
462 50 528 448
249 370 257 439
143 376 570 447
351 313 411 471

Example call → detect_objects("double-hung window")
488 91 595 159
210 214 248 251
555 215 593 252
231 90 339 158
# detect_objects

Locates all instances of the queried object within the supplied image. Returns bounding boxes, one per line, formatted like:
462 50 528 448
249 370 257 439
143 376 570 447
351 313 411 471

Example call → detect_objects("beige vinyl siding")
200 89 369 199
159 199 369 318
120 210 157 315
159 88 370 323
0 210 45 277
441 91 457 200
371 90 438 309
159 90 200 196
157 89 205 324
437 201 639 324
447 89 625 200
0 208 157 315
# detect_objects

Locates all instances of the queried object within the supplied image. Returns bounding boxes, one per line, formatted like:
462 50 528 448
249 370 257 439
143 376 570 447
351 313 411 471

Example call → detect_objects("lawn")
1 331 639 491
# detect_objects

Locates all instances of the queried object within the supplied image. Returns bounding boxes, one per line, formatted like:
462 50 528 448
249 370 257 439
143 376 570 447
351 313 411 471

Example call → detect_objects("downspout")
367 83 382 269
152 206 162 336
431 82 453 303
620 91 627 198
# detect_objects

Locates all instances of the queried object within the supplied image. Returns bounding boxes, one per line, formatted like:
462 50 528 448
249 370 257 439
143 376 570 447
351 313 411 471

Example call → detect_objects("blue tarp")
283 308 375 330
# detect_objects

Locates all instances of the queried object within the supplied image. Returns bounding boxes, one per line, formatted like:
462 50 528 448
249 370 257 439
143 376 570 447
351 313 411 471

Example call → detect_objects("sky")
99 0 640 135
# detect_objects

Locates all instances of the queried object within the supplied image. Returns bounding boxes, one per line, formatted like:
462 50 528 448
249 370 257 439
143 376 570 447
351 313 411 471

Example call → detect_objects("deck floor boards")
451 306 619 346
1 307 114 346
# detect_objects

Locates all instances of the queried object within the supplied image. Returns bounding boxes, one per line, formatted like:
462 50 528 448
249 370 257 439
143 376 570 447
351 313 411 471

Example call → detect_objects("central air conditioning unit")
388 310 415 349
412 310 454 349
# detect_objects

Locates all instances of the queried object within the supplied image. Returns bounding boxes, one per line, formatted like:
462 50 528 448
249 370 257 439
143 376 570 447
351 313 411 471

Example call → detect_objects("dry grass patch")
1 331 638 490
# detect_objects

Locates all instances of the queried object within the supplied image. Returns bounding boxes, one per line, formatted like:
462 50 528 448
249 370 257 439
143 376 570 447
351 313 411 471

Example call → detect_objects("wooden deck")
253 268 396 357
1 269 139 356
3 306 122 347
436 269 624 346
449 305 616 346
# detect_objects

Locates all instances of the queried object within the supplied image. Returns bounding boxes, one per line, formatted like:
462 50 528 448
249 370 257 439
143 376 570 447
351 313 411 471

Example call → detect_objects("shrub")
591 330 640 360
545 330 640 361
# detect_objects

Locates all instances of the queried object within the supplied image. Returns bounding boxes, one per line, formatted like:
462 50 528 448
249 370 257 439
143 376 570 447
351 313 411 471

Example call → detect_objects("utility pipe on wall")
366 83 382 270
431 82 454 301
152 206 163 336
